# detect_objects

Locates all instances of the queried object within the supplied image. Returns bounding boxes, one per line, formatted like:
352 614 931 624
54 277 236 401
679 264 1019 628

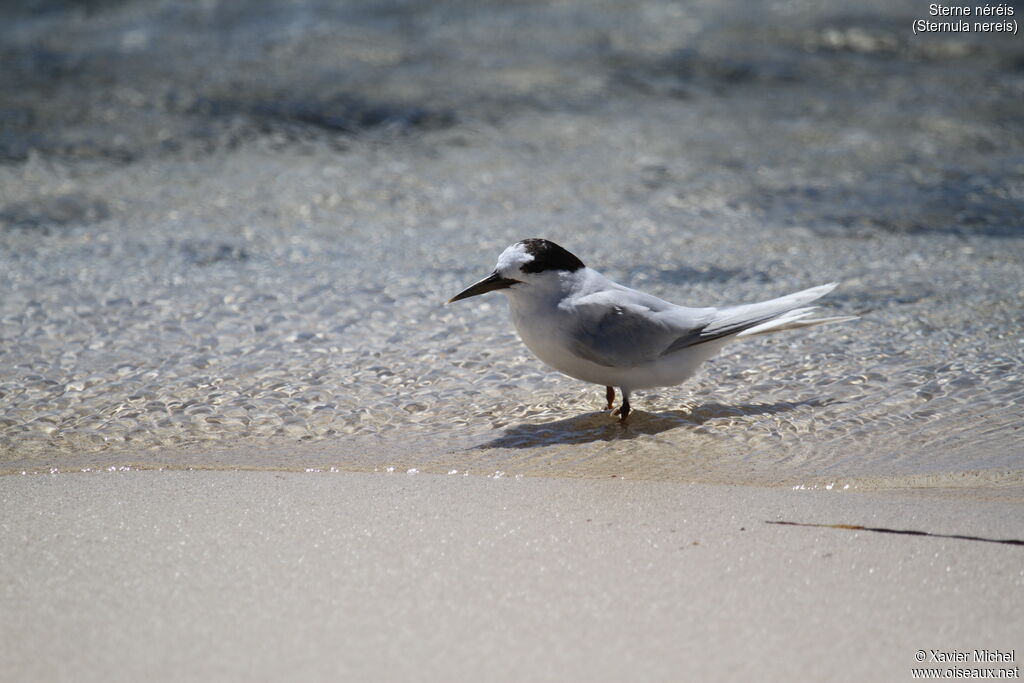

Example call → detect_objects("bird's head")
447 238 586 303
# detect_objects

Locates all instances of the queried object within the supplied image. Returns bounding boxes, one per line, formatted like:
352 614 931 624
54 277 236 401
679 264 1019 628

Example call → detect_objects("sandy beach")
2 469 1021 682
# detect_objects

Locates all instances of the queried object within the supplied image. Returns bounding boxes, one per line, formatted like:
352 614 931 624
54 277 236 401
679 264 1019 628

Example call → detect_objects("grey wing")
659 305 781 354
568 291 714 368
570 283 845 367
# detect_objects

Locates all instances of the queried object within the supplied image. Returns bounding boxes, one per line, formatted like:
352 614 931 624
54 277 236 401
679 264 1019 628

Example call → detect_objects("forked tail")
707 283 858 341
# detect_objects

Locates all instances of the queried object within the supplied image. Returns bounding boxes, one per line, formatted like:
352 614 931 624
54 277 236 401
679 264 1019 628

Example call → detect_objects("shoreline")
3 430 1022 497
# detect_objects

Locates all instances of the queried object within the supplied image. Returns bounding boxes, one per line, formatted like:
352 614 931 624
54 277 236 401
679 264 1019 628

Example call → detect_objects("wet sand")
2 469 1021 682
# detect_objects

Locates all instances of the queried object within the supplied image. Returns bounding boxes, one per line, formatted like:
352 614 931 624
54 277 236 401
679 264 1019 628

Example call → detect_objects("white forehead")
495 242 533 274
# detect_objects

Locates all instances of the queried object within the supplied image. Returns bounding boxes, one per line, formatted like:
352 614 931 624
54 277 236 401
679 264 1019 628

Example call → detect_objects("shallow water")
1 0 1022 487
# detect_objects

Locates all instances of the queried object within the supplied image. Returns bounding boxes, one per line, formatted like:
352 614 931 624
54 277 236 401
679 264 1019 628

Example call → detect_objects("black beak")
447 272 520 303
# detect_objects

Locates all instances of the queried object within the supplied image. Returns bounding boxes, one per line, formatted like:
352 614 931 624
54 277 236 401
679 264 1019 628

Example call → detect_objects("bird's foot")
605 386 615 411
611 403 631 422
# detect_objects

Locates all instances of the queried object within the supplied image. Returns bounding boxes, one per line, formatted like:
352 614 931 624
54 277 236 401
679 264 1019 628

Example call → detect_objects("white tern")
448 238 856 421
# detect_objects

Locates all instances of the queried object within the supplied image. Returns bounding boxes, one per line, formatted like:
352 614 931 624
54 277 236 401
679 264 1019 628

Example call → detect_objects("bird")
447 238 856 422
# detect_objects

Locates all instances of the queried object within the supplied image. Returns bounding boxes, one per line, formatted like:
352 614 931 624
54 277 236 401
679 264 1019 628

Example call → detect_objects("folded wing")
568 290 714 367
569 283 855 368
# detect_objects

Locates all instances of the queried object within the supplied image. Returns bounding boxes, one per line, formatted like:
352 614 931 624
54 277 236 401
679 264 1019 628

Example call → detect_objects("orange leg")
611 390 631 422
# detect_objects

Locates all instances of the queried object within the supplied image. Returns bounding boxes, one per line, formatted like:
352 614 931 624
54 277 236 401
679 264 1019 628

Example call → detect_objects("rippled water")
1 0 1021 487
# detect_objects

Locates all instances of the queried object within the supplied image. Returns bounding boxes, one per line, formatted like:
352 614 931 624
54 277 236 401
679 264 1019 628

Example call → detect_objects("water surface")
1 0 1022 487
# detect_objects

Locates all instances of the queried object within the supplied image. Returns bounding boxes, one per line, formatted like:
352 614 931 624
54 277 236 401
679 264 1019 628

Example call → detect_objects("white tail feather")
736 312 859 338
708 282 857 340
